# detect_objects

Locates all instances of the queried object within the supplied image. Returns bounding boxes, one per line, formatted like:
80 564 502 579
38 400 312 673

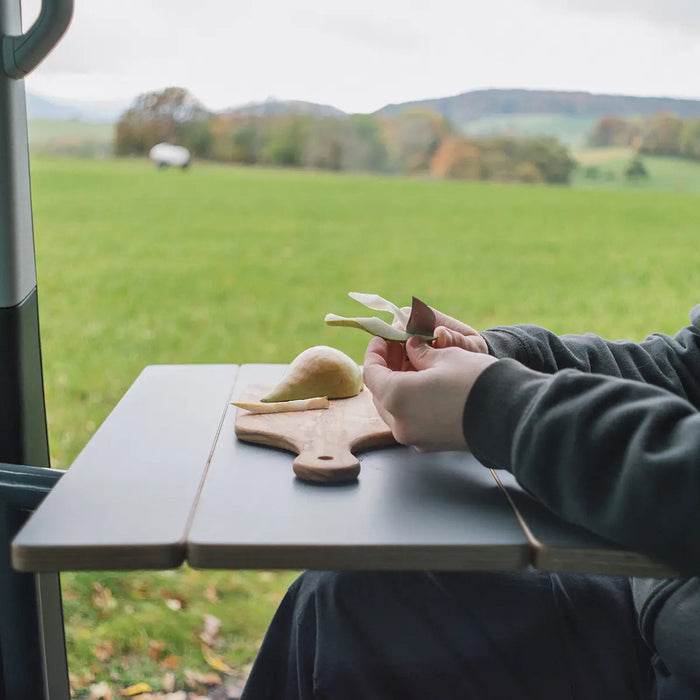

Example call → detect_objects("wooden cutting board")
234 385 397 483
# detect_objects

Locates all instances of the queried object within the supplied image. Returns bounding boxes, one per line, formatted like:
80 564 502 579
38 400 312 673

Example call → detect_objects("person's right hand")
364 335 497 451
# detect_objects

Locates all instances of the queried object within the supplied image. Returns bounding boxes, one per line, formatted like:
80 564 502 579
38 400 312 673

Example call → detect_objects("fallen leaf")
69 671 95 691
88 681 114 700
93 640 115 662
121 682 152 696
184 670 200 689
198 614 221 647
204 583 219 604
129 581 151 600
92 583 117 616
148 640 165 660
160 654 181 670
161 589 187 611
185 669 222 687
162 672 175 692
201 644 233 673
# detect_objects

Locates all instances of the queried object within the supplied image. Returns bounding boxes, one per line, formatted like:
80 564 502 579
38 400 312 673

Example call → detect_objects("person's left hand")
363 335 497 451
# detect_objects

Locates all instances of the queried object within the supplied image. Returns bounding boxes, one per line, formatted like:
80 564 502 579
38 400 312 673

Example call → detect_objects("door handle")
2 0 73 79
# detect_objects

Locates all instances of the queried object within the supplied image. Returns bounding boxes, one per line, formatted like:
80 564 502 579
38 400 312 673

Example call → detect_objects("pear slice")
232 396 330 413
261 346 363 402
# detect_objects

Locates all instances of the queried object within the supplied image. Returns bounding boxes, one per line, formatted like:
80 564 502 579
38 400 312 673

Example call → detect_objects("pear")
261 345 363 402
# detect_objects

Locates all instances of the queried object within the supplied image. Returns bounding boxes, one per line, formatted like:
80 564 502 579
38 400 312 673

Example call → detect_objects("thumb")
405 336 438 369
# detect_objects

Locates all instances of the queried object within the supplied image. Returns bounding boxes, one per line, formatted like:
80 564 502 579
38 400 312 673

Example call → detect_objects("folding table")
13 363 673 579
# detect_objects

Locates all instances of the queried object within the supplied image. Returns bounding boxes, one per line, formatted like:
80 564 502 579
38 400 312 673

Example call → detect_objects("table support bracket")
0 463 67 700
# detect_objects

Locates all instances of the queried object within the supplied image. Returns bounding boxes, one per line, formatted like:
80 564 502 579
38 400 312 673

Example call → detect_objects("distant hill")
375 88 700 122
24 88 700 148
374 89 700 146
225 99 345 119
26 93 129 123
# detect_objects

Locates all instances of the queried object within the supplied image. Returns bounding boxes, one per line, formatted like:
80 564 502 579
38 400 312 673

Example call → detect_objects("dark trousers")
241 569 696 700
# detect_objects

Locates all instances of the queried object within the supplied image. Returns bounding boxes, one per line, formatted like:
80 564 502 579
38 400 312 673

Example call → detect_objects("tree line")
588 112 700 160
115 88 576 184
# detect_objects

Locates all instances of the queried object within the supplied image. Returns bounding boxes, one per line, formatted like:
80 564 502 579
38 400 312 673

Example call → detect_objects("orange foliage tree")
430 137 481 179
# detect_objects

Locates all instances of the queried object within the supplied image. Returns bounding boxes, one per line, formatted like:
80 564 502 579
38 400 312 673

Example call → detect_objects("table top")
11 363 531 573
13 363 672 577
12 365 238 571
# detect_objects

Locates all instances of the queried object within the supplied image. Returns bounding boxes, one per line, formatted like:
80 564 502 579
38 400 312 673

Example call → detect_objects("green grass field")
572 147 700 193
28 119 114 158
460 112 599 146
28 156 700 694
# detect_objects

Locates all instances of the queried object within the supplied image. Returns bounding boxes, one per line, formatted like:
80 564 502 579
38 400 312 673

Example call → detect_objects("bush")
515 161 544 183
625 155 648 179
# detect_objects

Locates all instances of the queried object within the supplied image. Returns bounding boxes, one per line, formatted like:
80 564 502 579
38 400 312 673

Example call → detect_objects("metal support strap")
0 464 66 700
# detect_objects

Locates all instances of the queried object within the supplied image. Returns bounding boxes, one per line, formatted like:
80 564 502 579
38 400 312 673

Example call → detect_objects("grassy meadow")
572 147 700 193
28 119 114 158
28 156 700 694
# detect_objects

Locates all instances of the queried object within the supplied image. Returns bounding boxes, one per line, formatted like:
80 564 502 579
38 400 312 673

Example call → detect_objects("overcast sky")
22 0 700 113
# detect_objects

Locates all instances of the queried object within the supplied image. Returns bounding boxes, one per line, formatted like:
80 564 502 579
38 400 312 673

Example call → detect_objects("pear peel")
261 345 363 402
347 292 410 327
325 293 437 342
324 314 415 342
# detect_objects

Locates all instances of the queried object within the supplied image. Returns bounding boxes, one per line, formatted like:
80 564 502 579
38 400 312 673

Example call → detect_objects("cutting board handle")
293 448 361 483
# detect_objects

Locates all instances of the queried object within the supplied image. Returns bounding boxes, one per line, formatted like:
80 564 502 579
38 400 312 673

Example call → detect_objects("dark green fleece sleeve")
464 357 700 573
481 305 700 405
463 306 700 689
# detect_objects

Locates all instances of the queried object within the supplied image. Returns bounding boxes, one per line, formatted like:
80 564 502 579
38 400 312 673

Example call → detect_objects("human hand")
430 309 489 354
363 335 497 451
391 305 489 370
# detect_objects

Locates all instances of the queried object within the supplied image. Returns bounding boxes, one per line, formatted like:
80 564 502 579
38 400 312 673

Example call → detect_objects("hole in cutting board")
318 455 334 460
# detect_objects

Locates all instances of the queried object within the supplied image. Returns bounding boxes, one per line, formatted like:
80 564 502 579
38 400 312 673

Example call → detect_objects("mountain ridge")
27 88 700 127
374 88 700 122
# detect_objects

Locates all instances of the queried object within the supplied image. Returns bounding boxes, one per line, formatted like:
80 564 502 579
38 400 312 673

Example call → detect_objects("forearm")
480 305 700 404
464 359 700 576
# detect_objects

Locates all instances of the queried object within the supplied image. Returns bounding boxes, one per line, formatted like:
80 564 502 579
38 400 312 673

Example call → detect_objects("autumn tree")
430 136 481 179
259 115 310 167
303 115 388 172
588 115 639 147
304 118 346 170
343 115 388 172
383 109 452 174
515 137 576 184
115 87 211 156
207 115 264 163
679 119 700 160
640 111 684 156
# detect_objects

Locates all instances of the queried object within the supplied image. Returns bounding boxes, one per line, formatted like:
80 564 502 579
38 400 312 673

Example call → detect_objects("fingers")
433 326 488 353
432 309 479 337
363 337 395 396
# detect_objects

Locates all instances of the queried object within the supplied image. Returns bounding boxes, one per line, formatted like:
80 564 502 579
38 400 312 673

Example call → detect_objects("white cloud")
536 0 700 36
23 0 700 114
